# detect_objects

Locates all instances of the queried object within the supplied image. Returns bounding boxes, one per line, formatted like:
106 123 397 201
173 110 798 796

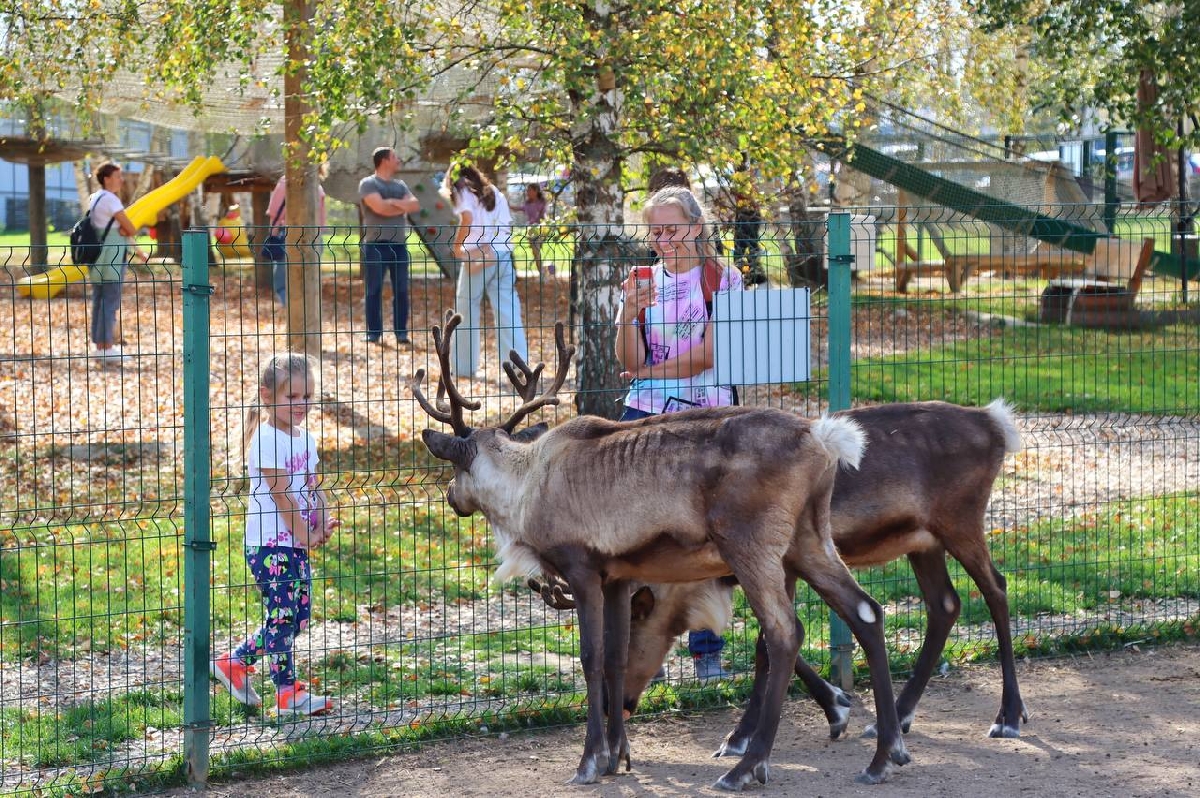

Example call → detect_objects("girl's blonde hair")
242 353 315 468
642 186 721 264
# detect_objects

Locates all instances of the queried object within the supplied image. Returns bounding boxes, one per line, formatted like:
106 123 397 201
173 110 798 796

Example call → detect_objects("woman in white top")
440 163 529 379
87 161 149 364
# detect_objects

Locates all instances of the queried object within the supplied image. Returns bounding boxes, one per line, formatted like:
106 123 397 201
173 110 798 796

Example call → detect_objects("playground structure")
15 156 227 299
399 170 461 278
834 142 1200 294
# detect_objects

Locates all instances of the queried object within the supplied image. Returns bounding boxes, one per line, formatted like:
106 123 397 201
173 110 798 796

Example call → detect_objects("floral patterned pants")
234 546 312 687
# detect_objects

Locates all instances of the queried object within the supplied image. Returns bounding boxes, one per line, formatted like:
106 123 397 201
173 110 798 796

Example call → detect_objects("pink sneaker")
210 653 262 707
276 681 332 716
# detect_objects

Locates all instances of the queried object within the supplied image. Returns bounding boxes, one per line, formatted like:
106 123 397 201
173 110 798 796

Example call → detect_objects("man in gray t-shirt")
358 147 421 345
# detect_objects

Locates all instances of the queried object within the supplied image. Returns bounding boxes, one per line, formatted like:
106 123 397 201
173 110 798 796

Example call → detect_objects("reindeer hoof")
713 735 748 758
606 748 631 774
827 687 852 739
569 754 604 784
861 722 878 739
854 764 891 785
890 741 912 766
714 762 766 792
988 722 1021 739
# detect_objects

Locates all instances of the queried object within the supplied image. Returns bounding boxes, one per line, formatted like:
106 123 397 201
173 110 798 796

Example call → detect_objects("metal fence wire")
0 209 1197 793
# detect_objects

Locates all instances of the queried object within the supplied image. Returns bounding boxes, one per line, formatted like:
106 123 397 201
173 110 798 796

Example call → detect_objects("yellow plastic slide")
16 156 226 299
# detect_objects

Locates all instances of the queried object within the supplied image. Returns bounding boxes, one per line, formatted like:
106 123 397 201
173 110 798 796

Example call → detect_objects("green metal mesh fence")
1 207 1197 793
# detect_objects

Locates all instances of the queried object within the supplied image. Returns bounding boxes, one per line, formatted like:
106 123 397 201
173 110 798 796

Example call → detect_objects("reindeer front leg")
602 579 632 774
565 568 610 785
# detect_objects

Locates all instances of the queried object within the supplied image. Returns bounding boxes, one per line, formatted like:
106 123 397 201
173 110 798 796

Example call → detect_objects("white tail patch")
492 542 542 588
857 600 877 624
986 398 1024 454
812 415 866 470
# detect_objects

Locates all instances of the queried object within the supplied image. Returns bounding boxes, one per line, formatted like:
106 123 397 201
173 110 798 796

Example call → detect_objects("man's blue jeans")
361 241 410 341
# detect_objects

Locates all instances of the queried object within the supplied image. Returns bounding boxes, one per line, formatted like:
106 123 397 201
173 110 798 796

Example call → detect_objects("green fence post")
181 230 213 786
826 212 855 691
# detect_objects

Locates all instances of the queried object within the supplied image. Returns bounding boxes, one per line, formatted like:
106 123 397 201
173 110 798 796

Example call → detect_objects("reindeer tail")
811 415 866 471
986 398 1024 454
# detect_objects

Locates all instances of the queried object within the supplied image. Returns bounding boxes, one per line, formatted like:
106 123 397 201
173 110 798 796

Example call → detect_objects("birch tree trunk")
570 6 635 418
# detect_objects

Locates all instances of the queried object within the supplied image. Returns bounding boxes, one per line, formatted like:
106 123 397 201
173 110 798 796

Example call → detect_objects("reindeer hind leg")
864 547 960 738
947 538 1028 738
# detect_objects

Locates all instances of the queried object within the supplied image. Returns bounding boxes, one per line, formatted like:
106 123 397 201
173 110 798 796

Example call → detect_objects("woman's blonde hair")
642 185 721 263
242 353 315 468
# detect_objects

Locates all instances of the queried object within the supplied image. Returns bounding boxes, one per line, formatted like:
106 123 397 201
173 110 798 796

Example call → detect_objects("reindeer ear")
630 586 657 620
422 429 476 467
510 422 550 444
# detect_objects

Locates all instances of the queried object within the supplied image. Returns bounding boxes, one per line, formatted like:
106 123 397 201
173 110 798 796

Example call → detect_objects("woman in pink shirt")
265 165 328 305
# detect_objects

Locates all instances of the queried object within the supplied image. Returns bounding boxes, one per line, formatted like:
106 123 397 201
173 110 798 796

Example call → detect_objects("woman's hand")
619 271 656 322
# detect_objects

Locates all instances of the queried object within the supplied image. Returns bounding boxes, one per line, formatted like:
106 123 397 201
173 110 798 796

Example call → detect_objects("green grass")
793 313 1200 413
4 484 1198 783
0 689 183 769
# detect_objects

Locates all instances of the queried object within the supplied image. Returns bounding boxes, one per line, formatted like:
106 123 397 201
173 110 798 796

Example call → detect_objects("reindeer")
411 312 910 790
531 399 1029 751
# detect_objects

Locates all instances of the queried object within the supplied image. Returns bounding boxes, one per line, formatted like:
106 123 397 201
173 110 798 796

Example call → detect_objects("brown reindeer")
411 312 910 790
533 399 1028 748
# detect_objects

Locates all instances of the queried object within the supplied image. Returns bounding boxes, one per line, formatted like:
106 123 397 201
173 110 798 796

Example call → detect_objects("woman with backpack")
87 161 149 365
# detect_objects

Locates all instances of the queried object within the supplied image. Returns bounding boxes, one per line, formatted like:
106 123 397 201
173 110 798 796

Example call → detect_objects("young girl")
212 353 339 716
521 182 549 276
614 185 743 681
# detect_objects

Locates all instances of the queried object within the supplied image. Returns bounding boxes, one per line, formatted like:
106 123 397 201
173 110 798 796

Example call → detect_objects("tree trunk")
27 162 47 272
284 0 320 357
783 185 826 288
569 57 630 418
251 186 273 290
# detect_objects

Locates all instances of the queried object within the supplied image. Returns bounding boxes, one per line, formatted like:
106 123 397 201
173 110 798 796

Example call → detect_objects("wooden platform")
894 252 1089 292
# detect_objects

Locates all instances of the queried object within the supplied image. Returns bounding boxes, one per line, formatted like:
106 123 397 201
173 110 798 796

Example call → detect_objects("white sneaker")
276 682 332 716
98 347 132 365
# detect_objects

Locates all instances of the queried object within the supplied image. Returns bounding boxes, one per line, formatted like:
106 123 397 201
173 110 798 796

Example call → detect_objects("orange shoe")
276 681 332 716
210 653 262 707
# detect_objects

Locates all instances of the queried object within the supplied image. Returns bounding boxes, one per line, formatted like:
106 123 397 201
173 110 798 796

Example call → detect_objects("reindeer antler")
499 322 575 433
408 310 480 437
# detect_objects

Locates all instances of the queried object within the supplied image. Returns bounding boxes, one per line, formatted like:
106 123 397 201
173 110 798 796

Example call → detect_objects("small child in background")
211 353 339 716
521 183 550 276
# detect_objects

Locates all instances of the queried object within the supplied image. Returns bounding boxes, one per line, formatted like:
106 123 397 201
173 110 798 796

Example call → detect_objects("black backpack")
70 193 116 266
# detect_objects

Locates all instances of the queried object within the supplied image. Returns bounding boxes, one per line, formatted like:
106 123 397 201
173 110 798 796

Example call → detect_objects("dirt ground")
159 643 1200 797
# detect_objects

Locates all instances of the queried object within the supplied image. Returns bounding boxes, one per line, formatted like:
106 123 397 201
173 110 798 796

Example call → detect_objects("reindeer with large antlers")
411 311 910 790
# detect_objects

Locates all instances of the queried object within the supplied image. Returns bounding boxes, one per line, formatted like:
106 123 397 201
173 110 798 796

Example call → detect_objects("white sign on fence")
712 287 812 386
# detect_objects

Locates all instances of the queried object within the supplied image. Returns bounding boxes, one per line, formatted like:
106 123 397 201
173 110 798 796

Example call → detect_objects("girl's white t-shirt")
245 422 320 548
454 186 513 254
